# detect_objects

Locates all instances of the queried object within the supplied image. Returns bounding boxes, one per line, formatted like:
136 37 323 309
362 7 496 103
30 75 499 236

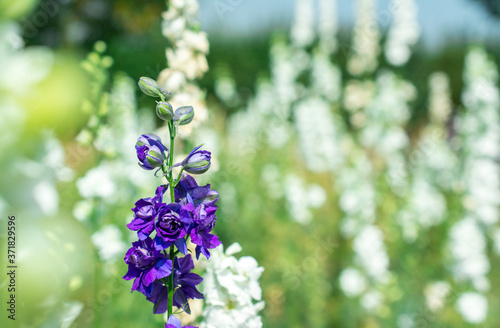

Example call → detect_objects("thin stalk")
166 120 176 318
168 245 175 317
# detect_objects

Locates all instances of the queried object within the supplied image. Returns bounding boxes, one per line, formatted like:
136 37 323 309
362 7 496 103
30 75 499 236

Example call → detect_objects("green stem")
166 120 176 319
168 245 175 317
168 122 176 203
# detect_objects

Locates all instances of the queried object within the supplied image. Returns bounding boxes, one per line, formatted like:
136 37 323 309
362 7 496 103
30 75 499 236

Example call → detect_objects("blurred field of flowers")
1 0 500 327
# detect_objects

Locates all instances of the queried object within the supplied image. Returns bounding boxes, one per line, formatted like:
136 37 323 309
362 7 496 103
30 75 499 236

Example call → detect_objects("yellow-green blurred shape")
19 52 91 138
13 215 94 326
0 0 38 20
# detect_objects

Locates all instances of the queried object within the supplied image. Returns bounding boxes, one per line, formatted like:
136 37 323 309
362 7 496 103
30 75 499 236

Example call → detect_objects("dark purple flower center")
158 212 182 231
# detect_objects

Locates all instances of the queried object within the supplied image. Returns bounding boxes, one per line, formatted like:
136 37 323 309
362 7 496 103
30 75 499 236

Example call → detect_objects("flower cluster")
158 0 209 136
123 76 221 326
201 243 265 328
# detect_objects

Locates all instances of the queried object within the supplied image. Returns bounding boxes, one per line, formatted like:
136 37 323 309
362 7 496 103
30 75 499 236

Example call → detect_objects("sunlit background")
1 0 500 327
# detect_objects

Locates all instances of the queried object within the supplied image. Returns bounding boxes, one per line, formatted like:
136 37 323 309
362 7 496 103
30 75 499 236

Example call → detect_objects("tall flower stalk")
124 76 221 326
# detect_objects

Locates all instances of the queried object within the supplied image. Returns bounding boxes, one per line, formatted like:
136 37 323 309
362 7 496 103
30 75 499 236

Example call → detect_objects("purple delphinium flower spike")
175 174 218 207
154 203 191 252
128 185 167 240
136 133 168 170
123 238 172 297
165 315 198 328
185 203 221 259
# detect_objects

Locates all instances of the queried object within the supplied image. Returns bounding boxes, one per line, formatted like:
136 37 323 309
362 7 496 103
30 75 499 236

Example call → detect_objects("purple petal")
167 315 182 328
155 258 173 280
174 238 188 255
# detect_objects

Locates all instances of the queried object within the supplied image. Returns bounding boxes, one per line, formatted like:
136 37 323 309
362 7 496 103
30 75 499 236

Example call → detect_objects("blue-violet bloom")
123 238 172 297
136 134 168 170
154 203 191 253
177 145 211 175
185 203 221 259
175 174 218 207
128 185 167 240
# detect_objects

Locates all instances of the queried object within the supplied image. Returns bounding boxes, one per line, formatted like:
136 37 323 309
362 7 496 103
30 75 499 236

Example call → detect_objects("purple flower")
186 203 221 260
155 203 191 252
136 134 168 170
173 254 204 313
179 145 211 175
175 174 218 207
123 238 172 297
165 315 198 328
128 185 167 240
146 254 203 315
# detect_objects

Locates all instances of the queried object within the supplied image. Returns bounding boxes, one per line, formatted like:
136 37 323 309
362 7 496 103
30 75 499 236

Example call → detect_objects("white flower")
384 0 420 66
339 267 367 297
348 0 380 75
201 243 264 328
91 225 127 262
76 163 116 199
456 292 488 324
353 225 389 282
424 281 450 312
294 97 344 172
290 0 315 48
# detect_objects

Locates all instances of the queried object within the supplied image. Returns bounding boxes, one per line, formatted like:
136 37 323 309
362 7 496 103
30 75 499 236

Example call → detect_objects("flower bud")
156 101 174 121
135 134 168 170
181 145 211 174
174 106 194 126
138 77 170 98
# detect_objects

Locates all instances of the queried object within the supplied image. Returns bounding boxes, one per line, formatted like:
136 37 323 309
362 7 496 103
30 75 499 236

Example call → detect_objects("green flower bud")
138 77 169 98
174 106 194 126
156 101 174 121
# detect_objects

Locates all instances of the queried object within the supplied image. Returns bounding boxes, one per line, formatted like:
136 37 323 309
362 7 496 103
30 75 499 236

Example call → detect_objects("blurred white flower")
449 218 489 284
318 0 338 53
424 281 450 313
456 292 488 324
361 289 383 312
348 0 380 75
385 0 420 66
353 225 389 283
77 163 116 199
290 0 315 48
91 225 127 262
339 267 367 297
294 97 344 172
33 181 59 216
284 174 326 224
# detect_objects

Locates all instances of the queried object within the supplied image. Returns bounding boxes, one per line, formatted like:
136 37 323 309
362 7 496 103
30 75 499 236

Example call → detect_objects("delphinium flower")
359 71 414 193
384 0 420 66
201 243 265 328
318 0 338 54
158 0 209 136
290 0 315 48
448 47 500 324
123 76 222 326
347 0 380 76
395 72 456 242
